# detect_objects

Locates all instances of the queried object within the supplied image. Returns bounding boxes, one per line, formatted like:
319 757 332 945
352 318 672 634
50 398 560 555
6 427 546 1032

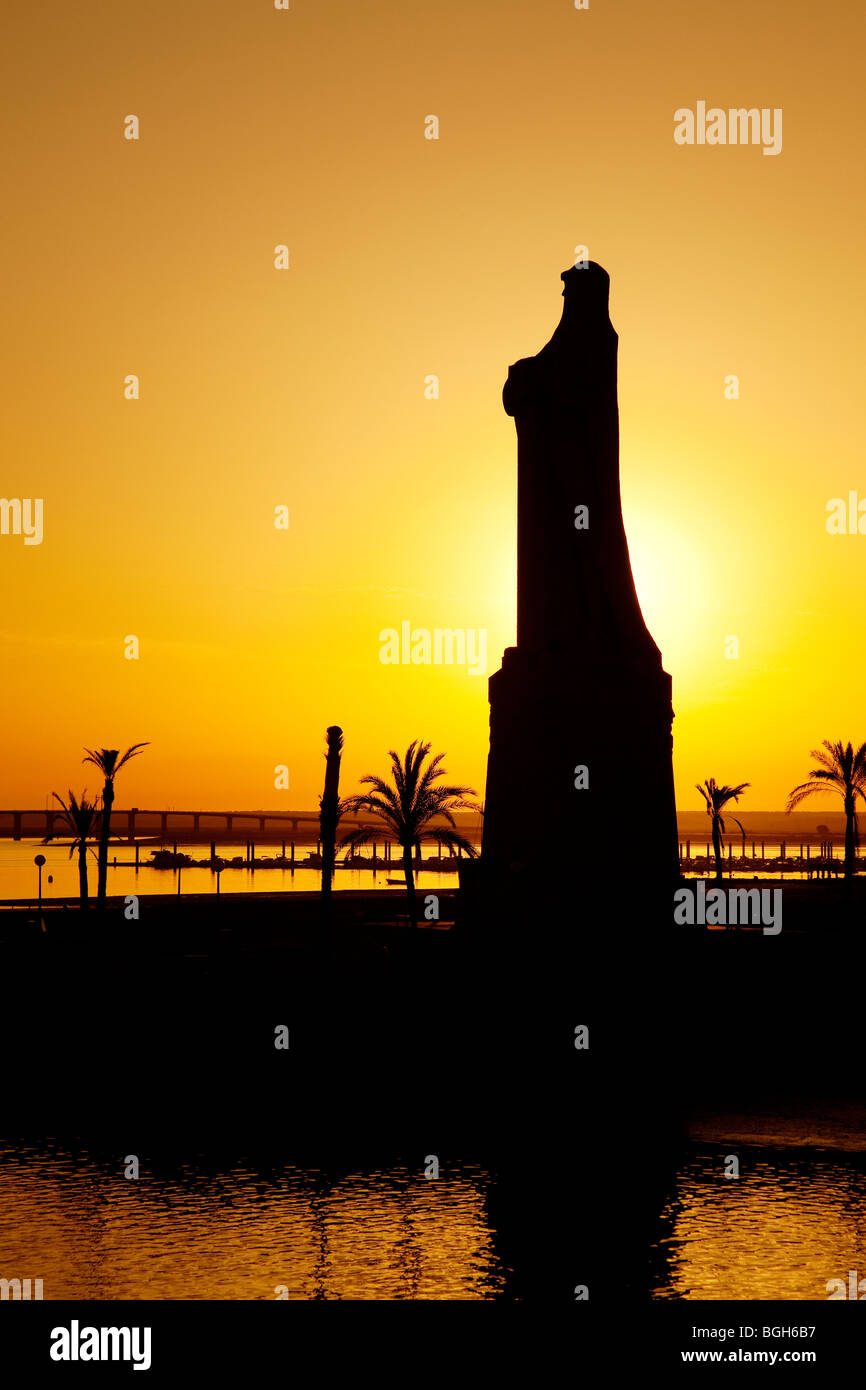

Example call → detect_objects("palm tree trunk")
712 817 723 882
844 795 855 879
402 844 418 928
97 778 113 907
78 842 89 911
320 731 342 906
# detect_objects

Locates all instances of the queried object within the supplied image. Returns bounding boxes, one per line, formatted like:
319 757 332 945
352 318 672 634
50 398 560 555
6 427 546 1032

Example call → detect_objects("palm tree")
44 790 99 911
319 725 344 909
786 740 866 880
340 740 480 927
696 778 750 882
83 743 149 909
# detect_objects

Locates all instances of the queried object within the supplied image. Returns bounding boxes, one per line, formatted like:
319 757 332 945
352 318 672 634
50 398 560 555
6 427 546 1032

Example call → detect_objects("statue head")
560 261 610 314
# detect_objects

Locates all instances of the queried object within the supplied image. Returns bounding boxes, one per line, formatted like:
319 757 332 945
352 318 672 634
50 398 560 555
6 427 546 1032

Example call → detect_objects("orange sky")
3 0 865 813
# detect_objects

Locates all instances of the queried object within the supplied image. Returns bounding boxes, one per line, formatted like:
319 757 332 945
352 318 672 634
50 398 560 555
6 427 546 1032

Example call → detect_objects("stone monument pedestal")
475 263 679 932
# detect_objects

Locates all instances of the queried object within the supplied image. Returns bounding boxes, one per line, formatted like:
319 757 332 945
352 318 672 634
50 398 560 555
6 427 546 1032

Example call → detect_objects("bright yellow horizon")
3 0 865 817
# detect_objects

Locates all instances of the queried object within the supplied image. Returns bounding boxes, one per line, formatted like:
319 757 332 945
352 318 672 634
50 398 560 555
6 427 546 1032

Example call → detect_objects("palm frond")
336 825 380 851
343 741 478 857
83 742 149 777
114 741 149 771
786 780 831 811
420 827 478 858
45 789 99 849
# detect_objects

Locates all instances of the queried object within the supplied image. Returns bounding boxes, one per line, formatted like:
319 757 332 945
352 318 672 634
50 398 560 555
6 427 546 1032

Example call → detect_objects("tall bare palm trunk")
402 844 418 927
712 817 723 882
97 779 113 907
320 726 343 910
844 794 856 880
78 841 89 911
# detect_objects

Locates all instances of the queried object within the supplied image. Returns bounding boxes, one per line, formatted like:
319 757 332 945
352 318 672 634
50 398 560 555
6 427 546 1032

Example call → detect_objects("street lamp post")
34 854 46 913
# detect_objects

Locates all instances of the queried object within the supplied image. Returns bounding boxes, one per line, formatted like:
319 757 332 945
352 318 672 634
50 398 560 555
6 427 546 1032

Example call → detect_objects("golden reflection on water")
0 1147 507 1300
651 1147 866 1300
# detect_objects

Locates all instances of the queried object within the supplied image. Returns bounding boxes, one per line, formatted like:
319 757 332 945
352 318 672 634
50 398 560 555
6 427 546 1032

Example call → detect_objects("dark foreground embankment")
1 879 862 1301
0 888 586 1298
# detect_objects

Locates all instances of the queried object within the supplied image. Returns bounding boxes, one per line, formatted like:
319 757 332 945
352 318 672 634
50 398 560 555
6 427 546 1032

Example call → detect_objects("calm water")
0 1146 508 1300
0 840 461 903
651 1122 866 1300
0 838 831 903
6 1131 866 1301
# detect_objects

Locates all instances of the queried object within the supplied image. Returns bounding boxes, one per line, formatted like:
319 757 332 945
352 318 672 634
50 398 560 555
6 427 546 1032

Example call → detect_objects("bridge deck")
0 809 371 844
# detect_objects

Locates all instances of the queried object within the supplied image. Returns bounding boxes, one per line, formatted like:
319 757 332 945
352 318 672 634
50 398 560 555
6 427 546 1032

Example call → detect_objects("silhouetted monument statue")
481 263 679 903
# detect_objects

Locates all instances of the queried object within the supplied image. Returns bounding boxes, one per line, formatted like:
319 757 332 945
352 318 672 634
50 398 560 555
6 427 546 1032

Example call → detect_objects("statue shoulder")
502 355 540 416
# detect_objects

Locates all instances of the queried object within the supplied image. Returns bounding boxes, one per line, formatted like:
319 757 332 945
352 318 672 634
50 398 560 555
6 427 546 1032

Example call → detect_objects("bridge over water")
0 808 379 846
